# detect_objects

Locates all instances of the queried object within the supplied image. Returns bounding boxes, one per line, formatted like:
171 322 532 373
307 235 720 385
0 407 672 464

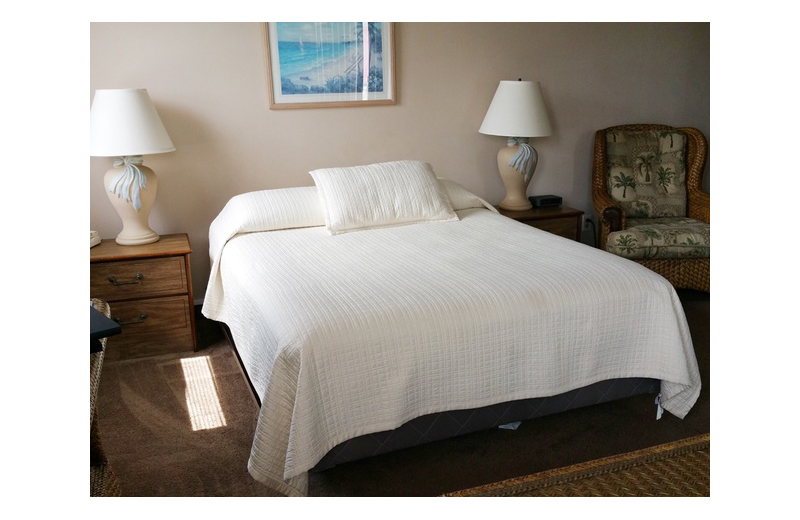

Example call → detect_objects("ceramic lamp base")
104 165 160 245
496 144 533 211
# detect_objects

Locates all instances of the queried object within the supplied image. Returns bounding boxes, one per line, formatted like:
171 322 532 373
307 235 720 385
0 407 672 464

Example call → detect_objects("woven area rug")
442 433 709 497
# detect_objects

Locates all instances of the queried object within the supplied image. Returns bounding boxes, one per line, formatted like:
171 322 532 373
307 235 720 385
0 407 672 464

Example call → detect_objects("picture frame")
264 22 396 109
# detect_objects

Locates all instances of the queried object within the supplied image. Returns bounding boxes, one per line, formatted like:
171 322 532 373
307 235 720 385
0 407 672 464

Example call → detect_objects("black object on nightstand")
529 195 562 208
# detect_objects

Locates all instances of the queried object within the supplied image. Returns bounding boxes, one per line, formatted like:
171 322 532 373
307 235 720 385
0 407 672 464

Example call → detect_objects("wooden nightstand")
496 205 584 241
90 233 197 361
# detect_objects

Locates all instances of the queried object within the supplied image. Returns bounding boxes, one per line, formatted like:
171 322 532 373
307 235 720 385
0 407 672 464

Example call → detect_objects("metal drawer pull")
108 273 144 286
114 313 148 326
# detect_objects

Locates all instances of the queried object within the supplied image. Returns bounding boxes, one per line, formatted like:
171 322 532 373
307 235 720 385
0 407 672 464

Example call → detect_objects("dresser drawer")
496 206 583 241
90 256 188 302
529 217 581 240
104 296 194 361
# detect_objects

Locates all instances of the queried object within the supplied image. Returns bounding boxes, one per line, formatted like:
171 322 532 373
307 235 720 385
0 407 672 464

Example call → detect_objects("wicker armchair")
91 298 122 496
592 124 709 292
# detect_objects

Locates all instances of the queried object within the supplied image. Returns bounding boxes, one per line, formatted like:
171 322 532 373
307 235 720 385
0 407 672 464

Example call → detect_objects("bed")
201 160 701 497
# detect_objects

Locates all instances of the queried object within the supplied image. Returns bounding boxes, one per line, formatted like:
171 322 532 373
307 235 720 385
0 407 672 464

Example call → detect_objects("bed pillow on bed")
310 160 459 234
438 178 498 213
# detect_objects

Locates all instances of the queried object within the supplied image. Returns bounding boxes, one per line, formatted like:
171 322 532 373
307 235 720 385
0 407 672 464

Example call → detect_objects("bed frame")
221 323 659 472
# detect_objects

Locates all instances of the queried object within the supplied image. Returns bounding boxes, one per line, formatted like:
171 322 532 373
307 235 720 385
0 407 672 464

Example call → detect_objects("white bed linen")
203 202 700 497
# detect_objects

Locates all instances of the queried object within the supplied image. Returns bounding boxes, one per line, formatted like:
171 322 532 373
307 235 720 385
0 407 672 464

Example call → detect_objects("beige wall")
90 22 710 302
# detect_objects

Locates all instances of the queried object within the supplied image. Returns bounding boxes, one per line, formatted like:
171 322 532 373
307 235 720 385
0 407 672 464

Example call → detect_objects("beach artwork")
266 22 395 108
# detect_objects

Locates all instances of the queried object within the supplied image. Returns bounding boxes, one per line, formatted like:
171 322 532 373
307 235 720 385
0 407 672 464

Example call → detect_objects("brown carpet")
442 433 710 496
96 342 280 496
95 289 709 497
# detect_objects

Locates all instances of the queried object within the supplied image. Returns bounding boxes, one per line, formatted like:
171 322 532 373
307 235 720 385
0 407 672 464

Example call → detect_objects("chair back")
603 127 689 218
592 124 709 246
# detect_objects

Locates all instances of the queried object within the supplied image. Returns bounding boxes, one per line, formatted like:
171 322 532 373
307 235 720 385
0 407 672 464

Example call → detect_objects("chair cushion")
605 217 710 260
605 130 687 218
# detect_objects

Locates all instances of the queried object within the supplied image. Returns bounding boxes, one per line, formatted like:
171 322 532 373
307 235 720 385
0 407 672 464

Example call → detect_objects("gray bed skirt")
311 377 659 471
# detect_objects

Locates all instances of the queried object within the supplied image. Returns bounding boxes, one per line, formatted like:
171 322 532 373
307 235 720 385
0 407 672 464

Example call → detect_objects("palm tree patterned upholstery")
592 124 709 292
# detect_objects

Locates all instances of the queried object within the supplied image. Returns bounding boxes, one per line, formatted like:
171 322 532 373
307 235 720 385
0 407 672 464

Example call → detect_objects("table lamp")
479 80 552 211
90 88 175 245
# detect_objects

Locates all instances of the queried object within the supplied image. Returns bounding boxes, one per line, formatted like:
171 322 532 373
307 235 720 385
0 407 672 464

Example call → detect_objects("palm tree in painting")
356 22 382 57
612 172 636 199
354 22 383 92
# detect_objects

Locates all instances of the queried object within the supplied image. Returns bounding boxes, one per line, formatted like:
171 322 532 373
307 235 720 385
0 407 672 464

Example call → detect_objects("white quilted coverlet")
203 203 700 497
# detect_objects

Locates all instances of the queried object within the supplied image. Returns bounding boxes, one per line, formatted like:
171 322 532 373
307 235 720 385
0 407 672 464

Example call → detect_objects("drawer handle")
113 313 148 326
108 273 144 286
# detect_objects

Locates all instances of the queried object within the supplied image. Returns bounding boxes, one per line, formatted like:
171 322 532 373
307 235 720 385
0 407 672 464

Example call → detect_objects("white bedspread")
202 194 700 497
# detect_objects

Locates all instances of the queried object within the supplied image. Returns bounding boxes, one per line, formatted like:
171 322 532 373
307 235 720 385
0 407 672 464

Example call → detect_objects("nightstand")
90 233 197 361
496 206 584 241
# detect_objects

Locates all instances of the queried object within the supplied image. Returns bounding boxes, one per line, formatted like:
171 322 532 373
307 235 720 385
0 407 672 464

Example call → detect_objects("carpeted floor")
95 289 709 497
95 341 273 496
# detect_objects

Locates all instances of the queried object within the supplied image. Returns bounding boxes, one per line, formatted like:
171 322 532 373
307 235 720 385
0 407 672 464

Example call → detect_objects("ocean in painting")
278 40 357 83
275 22 384 95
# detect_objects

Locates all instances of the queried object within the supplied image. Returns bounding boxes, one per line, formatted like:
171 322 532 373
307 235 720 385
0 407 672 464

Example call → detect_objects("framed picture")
264 22 396 109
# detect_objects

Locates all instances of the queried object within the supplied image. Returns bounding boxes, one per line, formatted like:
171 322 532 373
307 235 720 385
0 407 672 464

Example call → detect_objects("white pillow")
438 178 498 213
309 160 459 235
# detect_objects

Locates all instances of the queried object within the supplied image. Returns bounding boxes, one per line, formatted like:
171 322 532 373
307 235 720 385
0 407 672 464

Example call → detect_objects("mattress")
202 186 701 497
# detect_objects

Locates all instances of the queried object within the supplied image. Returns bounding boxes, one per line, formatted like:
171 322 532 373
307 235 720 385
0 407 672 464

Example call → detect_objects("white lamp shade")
479 80 553 138
90 88 175 157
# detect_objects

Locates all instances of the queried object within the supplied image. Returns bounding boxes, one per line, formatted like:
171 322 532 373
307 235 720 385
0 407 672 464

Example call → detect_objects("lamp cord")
587 217 597 247
108 155 146 211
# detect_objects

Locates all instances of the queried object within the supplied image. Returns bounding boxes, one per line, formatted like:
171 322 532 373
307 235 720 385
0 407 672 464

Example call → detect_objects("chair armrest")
688 189 710 223
592 130 627 249
602 206 625 232
680 127 709 224
593 187 625 232
594 200 626 250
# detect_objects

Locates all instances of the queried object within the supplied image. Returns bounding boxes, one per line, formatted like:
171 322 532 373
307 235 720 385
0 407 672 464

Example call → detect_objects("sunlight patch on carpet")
180 356 227 431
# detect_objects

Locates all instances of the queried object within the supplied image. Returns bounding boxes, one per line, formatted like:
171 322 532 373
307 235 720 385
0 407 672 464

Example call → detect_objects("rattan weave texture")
91 299 122 497
442 433 710 497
